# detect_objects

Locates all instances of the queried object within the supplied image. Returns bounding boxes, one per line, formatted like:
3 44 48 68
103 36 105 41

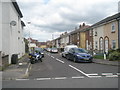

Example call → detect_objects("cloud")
17 0 119 42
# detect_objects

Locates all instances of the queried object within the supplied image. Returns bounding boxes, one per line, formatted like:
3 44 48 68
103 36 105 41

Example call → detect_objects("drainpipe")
118 18 120 49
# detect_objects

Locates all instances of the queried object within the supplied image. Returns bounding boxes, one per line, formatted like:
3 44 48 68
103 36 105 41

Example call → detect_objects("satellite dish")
10 21 17 26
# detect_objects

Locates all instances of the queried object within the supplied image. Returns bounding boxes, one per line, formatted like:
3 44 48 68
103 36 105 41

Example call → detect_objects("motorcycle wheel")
30 61 35 64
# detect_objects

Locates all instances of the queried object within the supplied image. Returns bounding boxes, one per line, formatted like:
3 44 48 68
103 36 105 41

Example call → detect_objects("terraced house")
92 12 120 54
69 23 90 48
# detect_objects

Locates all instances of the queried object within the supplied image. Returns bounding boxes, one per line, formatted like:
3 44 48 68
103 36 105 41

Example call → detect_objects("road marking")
16 79 29 81
51 56 55 58
69 65 88 77
25 63 31 76
117 73 120 75
54 77 67 80
72 76 84 79
69 65 102 78
56 58 64 63
102 73 113 75
105 75 118 78
35 78 51 81
86 73 98 76
87 76 102 78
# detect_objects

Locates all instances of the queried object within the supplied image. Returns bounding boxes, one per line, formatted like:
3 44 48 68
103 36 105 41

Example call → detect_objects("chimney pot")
79 24 81 28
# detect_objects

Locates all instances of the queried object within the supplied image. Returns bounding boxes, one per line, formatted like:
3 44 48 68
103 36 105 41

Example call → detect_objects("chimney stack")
83 23 85 27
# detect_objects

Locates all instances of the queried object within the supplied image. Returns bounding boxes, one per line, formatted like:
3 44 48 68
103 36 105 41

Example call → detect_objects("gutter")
11 0 23 18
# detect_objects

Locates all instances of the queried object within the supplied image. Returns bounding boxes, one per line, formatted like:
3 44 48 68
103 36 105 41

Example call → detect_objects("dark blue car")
66 48 93 62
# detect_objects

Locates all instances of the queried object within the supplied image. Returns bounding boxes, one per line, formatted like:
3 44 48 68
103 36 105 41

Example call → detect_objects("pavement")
2 55 31 80
2 54 119 80
93 59 119 66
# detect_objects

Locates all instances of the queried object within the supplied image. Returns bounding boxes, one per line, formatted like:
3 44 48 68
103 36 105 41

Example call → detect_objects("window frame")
111 22 115 33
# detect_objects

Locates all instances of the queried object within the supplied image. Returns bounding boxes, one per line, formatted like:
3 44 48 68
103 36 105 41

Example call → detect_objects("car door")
68 48 75 60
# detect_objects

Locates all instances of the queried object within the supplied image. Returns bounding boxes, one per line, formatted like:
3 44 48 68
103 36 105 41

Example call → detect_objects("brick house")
79 23 90 48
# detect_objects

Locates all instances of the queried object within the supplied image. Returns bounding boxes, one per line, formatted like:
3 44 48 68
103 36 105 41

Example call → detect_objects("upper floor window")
111 22 115 32
95 41 98 50
95 31 97 36
18 31 20 33
77 33 79 40
89 30 92 36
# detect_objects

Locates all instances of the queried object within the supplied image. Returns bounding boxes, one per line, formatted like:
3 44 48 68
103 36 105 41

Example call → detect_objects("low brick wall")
0 52 2 67
2 55 9 68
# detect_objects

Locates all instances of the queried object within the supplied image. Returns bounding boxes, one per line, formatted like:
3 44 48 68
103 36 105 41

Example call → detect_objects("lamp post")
27 22 31 53
52 34 54 48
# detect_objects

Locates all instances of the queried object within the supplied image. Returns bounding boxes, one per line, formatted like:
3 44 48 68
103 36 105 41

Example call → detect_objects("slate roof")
92 12 120 27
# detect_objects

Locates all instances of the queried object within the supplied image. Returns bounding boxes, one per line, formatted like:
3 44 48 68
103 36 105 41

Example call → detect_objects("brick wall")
2 55 9 68
0 52 2 67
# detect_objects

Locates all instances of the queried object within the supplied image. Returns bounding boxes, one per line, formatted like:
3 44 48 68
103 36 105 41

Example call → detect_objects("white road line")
16 79 29 81
69 65 88 77
25 63 31 75
35 78 51 80
102 73 113 75
86 73 98 76
54 77 67 80
72 76 84 79
51 56 55 58
69 65 102 78
117 73 120 75
56 58 64 63
106 75 118 78
87 76 102 78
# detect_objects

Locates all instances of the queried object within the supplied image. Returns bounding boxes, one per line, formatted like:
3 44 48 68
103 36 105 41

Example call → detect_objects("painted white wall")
2 1 25 64
2 2 10 56
66 36 69 45
93 26 104 51
0 1 2 52
60 35 69 48
56 40 59 48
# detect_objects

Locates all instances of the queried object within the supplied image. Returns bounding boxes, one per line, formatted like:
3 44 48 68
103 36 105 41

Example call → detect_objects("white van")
62 45 78 58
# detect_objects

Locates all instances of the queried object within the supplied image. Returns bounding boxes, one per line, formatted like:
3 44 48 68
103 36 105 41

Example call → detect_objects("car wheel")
73 57 77 62
62 54 64 57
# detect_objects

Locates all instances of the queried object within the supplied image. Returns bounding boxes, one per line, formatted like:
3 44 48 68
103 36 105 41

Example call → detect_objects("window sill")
111 31 115 33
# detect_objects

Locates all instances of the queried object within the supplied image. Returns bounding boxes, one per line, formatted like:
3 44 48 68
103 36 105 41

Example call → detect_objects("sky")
16 0 119 42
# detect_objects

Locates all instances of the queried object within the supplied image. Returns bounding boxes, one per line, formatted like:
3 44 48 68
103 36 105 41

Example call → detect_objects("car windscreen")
52 48 57 50
74 48 88 53
35 48 43 51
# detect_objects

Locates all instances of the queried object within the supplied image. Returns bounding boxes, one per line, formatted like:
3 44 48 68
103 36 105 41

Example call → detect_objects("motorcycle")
29 53 42 64
34 53 42 62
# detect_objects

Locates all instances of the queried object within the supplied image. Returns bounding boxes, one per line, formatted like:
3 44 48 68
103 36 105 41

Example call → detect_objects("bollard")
104 52 106 60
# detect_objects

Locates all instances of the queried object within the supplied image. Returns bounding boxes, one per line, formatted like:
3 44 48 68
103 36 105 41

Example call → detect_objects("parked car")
47 48 51 52
50 48 58 53
66 48 93 63
62 45 78 58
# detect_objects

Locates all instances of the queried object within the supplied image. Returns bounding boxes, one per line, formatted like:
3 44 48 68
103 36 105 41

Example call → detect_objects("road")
2 52 119 88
